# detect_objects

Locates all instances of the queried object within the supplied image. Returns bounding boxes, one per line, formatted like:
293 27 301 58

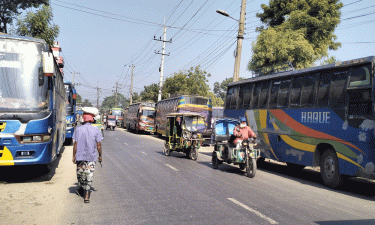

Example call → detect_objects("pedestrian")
72 112 103 203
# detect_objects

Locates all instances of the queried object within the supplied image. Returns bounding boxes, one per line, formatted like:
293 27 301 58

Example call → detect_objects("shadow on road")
197 153 375 200
315 219 375 225
0 146 66 183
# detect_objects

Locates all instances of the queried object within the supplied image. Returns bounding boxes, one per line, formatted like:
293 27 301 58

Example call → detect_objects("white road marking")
165 164 180 172
124 143 129 146
115 138 118 140
227 198 279 224
141 151 147 155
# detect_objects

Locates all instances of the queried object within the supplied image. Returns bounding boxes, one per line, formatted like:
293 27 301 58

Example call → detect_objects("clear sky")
49 0 375 105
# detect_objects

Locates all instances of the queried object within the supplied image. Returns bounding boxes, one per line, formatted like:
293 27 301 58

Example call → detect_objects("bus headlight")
15 134 52 143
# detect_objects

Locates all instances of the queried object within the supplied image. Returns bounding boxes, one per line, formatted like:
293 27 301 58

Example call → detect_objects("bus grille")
0 122 5 132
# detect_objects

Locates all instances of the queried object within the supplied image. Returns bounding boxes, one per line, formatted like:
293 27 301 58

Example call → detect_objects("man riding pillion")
233 117 257 156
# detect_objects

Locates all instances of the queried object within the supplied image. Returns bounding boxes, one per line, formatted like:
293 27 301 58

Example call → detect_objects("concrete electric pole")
96 83 100 108
233 0 246 82
114 81 119 107
154 16 171 101
130 65 134 105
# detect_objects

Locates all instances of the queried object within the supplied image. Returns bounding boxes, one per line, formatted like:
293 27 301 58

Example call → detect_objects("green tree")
321 55 339 65
16 4 59 46
213 77 243 102
101 93 128 109
76 93 82 104
82 99 93 107
207 92 224 107
163 66 211 97
0 0 48 33
248 0 343 74
140 83 159 103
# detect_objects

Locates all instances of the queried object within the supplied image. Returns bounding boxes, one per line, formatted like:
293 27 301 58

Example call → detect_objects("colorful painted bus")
155 95 212 137
110 107 123 127
224 56 375 188
0 34 66 166
64 81 77 144
125 102 155 134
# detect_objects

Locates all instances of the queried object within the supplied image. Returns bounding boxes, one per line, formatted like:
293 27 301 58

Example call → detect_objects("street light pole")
233 0 246 82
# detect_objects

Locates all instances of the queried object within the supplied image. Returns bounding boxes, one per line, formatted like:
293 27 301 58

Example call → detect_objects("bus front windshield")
111 110 122 116
0 39 49 112
142 109 155 118
184 116 205 132
65 86 74 116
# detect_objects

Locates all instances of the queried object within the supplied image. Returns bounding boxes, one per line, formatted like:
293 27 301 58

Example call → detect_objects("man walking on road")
72 112 103 203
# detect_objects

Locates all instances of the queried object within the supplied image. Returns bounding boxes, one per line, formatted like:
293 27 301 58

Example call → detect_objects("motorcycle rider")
233 117 257 152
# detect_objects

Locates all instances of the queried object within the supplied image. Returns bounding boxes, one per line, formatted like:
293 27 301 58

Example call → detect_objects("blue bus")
0 34 66 166
225 56 375 188
64 81 77 144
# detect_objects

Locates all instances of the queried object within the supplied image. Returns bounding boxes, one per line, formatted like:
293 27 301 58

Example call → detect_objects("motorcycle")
211 118 258 178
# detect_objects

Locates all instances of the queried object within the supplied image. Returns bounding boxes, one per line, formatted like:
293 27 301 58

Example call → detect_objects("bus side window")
239 84 253 109
230 86 239 109
290 76 303 107
226 87 239 109
277 79 291 108
317 74 331 107
258 81 271 109
269 80 281 108
329 69 349 108
251 82 262 109
300 74 317 107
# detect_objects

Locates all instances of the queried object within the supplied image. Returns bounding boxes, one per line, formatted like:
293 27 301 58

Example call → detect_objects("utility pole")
114 81 119 107
233 0 246 82
154 16 172 101
96 82 100 108
72 71 79 85
130 65 134 105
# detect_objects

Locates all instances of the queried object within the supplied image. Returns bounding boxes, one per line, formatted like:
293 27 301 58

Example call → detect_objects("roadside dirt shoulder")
0 146 76 224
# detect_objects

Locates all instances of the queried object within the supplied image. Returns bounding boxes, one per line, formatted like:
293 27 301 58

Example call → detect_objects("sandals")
84 191 91 203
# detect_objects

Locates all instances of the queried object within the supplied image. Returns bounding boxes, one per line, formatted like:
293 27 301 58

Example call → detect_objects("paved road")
62 128 375 224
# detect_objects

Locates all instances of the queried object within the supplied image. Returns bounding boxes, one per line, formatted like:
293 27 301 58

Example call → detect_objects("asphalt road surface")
53 128 375 225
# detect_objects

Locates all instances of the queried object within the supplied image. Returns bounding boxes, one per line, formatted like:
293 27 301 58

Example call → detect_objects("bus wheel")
320 149 342 188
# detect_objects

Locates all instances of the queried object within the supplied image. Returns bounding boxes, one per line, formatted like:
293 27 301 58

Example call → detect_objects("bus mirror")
42 52 54 76
72 94 77 99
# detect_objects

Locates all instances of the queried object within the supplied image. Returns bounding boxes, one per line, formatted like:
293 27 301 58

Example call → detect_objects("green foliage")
76 93 82 104
82 99 93 107
140 83 159 103
17 4 59 46
0 0 48 33
101 93 129 109
321 56 339 65
163 66 211 97
249 0 343 74
213 77 242 102
207 92 224 107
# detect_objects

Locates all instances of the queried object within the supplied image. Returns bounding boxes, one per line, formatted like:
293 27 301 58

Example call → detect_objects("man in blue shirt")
72 113 103 203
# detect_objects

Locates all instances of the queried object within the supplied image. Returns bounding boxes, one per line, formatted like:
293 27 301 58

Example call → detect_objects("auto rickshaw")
105 115 116 130
92 115 104 137
163 112 206 161
211 118 259 178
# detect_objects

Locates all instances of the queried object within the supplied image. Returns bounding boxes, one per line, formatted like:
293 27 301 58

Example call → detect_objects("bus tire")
320 149 342 189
